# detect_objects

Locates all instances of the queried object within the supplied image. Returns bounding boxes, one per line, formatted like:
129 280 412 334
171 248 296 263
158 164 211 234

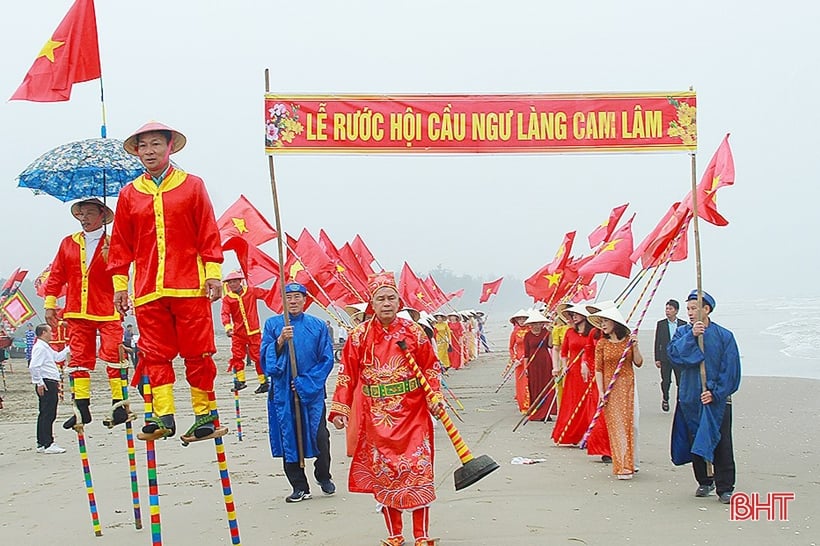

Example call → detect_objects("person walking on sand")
108 121 225 443
29 323 69 454
261 282 335 503
329 272 444 546
589 307 643 480
668 290 741 505
654 299 686 412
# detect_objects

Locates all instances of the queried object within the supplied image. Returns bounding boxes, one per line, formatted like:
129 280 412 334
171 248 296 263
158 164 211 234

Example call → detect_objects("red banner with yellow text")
264 92 696 154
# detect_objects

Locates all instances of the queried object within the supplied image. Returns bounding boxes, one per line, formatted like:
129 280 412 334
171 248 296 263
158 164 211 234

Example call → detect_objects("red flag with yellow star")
478 277 503 303
399 262 435 312
217 195 277 246
546 231 576 274
682 134 735 226
587 203 629 248
10 0 101 102
579 214 635 278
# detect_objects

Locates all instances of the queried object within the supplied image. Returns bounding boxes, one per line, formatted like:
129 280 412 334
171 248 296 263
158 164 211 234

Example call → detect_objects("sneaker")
285 489 312 503
695 483 716 497
43 444 67 454
662 399 670 412
36 446 45 453
254 382 269 394
718 491 733 504
319 480 336 495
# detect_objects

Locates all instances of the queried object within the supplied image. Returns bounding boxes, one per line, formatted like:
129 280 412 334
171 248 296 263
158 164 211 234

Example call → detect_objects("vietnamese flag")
223 237 279 286
524 263 562 302
479 277 503 303
399 262 435 312
631 203 690 268
579 214 635 279
547 231 576 274
350 234 377 275
587 203 629 248
682 134 735 226
571 281 598 303
217 195 277 246
424 275 449 310
10 0 101 102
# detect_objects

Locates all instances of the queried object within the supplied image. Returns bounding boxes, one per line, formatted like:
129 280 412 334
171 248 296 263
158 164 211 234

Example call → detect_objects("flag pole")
689 148 713 478
264 69 305 467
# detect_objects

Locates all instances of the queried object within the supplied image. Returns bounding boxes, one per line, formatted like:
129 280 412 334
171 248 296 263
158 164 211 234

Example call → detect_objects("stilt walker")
109 120 239 543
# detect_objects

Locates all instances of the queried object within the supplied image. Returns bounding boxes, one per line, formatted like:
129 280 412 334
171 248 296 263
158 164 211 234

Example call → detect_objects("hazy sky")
1 0 818 310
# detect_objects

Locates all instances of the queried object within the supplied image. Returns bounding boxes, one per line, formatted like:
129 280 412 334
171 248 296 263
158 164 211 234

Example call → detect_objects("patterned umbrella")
16 138 144 202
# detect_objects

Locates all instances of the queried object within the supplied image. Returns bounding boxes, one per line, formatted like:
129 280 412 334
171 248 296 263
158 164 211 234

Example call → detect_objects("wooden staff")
265 68 304 467
396 340 498 490
689 150 713 478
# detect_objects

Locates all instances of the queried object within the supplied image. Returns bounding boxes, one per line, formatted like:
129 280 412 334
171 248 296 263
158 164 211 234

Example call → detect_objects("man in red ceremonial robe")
330 272 444 546
44 198 131 429
109 121 225 442
220 269 270 394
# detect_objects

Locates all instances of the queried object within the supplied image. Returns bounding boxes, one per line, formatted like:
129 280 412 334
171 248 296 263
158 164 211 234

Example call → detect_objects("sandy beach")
1 330 817 545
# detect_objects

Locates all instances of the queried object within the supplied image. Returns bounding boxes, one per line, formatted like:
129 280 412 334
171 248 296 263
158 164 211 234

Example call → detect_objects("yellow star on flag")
554 243 565 260
544 272 562 287
231 217 248 234
416 291 425 300
336 264 346 273
288 261 304 280
601 238 621 252
38 39 65 62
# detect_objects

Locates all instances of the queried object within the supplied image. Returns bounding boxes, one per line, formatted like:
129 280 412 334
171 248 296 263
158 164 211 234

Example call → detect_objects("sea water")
483 296 820 381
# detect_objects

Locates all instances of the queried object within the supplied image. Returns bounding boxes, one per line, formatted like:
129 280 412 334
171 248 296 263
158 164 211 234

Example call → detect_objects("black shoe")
718 491 733 504
141 414 176 438
285 489 312 503
601 455 612 463
319 480 336 495
695 484 715 497
63 399 93 429
662 400 670 412
254 382 269 394
232 381 247 392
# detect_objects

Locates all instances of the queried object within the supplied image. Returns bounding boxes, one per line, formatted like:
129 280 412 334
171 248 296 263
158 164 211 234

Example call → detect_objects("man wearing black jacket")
654 299 687 412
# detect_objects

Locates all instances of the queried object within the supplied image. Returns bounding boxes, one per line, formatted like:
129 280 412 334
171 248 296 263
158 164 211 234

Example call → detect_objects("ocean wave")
762 318 820 359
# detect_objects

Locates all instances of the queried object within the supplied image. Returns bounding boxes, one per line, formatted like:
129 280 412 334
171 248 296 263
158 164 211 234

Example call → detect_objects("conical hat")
588 306 630 331
124 121 186 156
509 308 528 324
585 299 617 315
523 310 550 325
559 303 589 323
223 269 244 282
70 198 114 225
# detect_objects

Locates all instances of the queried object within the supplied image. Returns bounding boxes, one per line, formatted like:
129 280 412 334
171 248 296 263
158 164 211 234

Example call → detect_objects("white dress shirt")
29 338 69 387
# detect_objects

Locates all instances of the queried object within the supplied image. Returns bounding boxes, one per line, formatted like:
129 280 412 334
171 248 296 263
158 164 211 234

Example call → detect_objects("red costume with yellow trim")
44 230 122 411
108 166 223 420
221 285 269 385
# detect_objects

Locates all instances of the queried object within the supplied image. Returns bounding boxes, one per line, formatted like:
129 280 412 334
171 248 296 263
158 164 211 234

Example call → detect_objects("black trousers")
283 406 332 493
36 378 60 448
659 360 681 401
691 403 735 494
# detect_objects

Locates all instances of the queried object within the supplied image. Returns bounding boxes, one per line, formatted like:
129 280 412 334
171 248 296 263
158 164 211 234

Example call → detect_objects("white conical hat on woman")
585 299 617 315
588 306 630 330
523 310 550 325
509 308 529 324
559 303 589 323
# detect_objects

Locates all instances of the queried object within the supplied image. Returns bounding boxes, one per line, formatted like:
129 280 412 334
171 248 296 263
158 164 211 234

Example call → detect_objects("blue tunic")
667 321 741 464
260 312 334 462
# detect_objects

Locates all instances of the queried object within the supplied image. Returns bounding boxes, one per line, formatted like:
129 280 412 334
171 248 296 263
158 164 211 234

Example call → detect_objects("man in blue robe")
261 282 335 503
668 290 741 505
